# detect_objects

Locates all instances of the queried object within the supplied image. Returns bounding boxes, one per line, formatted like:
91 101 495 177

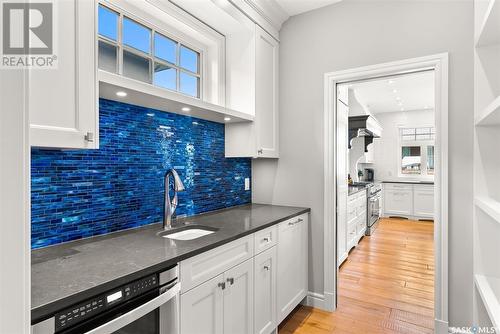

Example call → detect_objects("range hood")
348 115 382 151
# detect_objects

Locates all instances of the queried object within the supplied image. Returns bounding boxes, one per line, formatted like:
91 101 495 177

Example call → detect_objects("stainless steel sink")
157 225 218 241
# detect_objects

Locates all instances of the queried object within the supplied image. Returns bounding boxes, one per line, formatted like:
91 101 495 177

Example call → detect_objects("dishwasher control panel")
54 274 158 331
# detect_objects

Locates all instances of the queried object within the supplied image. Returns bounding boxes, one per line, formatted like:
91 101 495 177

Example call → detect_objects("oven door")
88 282 179 334
57 282 180 334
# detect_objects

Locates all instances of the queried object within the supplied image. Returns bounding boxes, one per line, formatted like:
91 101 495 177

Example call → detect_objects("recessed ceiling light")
388 80 395 85
181 107 191 112
224 117 231 122
398 102 403 106
392 89 398 93
396 96 401 101
116 91 127 97
401 108 405 111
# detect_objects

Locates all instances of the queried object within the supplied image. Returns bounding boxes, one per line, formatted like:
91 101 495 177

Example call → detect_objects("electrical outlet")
244 178 250 191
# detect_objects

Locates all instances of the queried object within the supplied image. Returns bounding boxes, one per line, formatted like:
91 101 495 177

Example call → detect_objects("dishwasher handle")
85 282 180 334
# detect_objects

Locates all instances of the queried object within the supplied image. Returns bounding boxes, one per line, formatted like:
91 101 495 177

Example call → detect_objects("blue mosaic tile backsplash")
31 99 251 249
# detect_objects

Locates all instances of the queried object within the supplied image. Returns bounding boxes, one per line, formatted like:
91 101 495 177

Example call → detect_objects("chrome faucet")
163 169 185 230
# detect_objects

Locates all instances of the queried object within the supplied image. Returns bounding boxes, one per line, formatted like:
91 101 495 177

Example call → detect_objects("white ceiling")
274 0 342 16
348 71 435 114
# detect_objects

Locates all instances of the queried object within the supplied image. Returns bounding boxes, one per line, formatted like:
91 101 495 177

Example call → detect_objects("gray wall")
252 0 473 326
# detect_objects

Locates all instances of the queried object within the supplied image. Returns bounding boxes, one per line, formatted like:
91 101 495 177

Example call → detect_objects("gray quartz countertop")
31 203 309 323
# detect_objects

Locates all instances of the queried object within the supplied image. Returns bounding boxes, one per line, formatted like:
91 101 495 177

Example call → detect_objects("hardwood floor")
278 218 434 334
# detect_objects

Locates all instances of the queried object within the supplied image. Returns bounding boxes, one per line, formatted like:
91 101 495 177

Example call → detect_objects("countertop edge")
381 181 434 185
31 207 310 324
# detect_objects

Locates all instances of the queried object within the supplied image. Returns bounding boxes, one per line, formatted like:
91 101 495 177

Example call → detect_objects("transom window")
97 4 201 98
399 127 435 176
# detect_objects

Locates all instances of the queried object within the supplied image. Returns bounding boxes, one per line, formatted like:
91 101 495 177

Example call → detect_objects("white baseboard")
304 291 335 311
305 291 326 309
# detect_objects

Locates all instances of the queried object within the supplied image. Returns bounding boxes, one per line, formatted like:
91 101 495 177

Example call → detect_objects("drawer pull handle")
263 237 270 242
226 278 234 286
288 218 304 226
218 282 226 290
263 266 270 271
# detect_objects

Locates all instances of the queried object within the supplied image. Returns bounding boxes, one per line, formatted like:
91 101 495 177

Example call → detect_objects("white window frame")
98 3 203 98
98 0 226 105
398 126 435 179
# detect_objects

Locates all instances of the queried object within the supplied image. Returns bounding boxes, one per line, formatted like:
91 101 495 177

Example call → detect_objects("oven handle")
85 282 180 334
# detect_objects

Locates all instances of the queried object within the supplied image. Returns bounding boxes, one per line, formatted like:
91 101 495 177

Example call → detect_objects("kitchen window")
98 4 201 98
399 127 435 177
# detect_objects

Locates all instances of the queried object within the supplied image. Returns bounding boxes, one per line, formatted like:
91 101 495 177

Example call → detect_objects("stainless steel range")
352 182 382 235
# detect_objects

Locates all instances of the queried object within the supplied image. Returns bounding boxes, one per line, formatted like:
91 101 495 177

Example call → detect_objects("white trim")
0 54 30 331
434 318 449 334
305 292 326 309
322 53 449 325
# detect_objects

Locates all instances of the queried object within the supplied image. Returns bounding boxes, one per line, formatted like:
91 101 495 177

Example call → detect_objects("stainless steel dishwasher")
32 265 180 334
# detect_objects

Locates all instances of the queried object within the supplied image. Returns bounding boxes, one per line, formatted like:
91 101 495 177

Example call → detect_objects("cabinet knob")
84 132 94 142
226 277 234 285
263 237 270 242
218 282 226 290
258 149 263 154
263 266 270 271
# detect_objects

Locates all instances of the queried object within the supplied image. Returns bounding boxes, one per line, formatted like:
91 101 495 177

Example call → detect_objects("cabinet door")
413 186 434 218
254 247 277 334
255 25 279 158
223 258 254 334
29 0 97 149
180 274 224 334
277 215 308 323
384 187 413 216
337 99 349 266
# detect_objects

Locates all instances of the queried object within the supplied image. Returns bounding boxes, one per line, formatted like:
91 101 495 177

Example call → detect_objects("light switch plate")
245 178 250 191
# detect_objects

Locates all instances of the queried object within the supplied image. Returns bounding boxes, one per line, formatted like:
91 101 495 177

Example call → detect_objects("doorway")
323 54 449 333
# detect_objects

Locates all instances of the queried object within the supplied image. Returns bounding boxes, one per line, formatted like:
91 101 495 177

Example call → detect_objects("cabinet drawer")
254 225 277 255
347 222 357 243
180 235 254 293
384 183 413 191
356 197 366 214
357 216 366 234
347 204 356 222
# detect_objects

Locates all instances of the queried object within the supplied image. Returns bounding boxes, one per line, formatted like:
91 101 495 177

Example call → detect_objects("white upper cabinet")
29 0 97 149
225 25 280 158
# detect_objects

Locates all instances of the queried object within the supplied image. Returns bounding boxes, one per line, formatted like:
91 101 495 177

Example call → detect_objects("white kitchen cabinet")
413 185 434 219
180 274 224 334
223 258 254 334
225 25 279 158
383 184 413 216
382 183 434 219
180 213 309 333
254 247 277 334
277 214 308 323
29 0 97 149
346 191 367 251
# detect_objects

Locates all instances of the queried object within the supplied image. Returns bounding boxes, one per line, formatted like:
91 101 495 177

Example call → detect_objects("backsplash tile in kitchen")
31 99 251 249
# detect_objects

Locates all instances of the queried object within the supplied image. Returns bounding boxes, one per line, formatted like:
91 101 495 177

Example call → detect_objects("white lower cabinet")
383 183 434 219
180 274 224 334
277 215 308 323
383 184 413 216
254 247 277 334
223 259 254 334
180 213 308 334
413 185 434 219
